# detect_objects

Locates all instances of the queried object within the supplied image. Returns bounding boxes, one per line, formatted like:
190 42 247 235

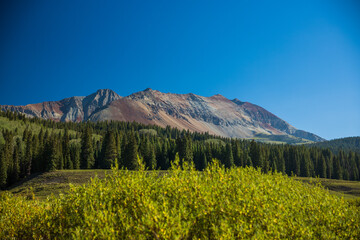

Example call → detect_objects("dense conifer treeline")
0 110 359 188
310 136 360 154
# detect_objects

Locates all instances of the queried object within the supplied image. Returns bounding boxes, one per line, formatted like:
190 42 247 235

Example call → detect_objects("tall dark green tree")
333 156 343 180
176 135 193 164
199 151 207 170
145 142 157 170
0 148 7 188
45 137 58 171
100 130 118 169
1 130 14 186
9 139 21 184
62 128 73 169
300 150 311 177
233 141 243 167
124 132 139 170
223 143 234 168
80 127 95 169
71 145 81 169
269 149 277 172
23 133 33 177
249 141 262 169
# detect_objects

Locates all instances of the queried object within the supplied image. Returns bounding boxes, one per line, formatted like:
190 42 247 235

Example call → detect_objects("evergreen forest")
1 110 359 189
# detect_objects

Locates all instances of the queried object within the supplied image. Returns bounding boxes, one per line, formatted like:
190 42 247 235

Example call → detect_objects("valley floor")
4 169 360 200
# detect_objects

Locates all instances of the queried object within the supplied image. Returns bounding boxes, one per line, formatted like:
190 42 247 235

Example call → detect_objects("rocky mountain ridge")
0 88 324 142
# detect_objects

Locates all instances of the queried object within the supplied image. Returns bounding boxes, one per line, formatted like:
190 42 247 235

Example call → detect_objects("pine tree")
233 141 243 167
319 155 327 178
80 127 95 169
0 148 7 188
269 150 277 172
124 132 139 170
333 156 343 180
1 130 14 186
349 152 359 181
23 134 33 176
147 143 157 170
115 132 122 167
100 130 118 169
176 135 193 164
9 139 21 184
300 150 311 177
249 141 262 169
31 134 41 173
62 128 71 169
71 145 80 169
223 143 234 168
45 137 58 171
199 151 207 170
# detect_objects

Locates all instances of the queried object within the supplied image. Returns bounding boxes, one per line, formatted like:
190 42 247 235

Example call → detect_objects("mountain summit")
1 89 324 142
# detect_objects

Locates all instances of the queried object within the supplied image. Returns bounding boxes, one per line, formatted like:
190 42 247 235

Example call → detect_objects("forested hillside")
0 110 359 189
309 137 360 153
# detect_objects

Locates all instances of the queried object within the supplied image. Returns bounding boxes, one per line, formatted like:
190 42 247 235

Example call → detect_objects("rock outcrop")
1 88 324 142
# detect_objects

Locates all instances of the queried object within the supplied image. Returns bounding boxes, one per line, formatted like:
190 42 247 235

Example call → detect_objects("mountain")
0 88 324 142
1 89 121 122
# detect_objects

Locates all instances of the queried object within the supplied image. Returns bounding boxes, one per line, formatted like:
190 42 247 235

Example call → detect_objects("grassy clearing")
296 177 360 200
5 169 360 201
248 133 313 145
8 170 109 200
0 161 359 239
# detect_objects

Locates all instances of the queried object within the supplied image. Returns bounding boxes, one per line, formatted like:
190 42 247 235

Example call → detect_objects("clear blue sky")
0 0 359 140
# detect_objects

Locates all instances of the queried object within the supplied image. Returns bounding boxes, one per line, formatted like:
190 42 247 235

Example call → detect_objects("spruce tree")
249 141 262 169
100 130 117 169
300 151 311 177
62 128 71 169
0 148 7 188
23 133 33 176
199 151 207 170
116 132 122 167
148 144 157 170
319 155 327 178
269 150 277 172
45 137 58 171
10 139 21 184
333 156 343 180
71 145 80 169
223 143 234 168
176 136 193 164
80 127 95 169
233 141 243 167
124 132 139 170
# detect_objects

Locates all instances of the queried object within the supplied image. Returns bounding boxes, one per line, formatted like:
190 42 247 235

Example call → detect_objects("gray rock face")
0 88 324 142
1 89 121 122
82 89 121 119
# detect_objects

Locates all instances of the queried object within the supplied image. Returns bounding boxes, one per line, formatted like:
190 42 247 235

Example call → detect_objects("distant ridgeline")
0 110 359 189
309 137 360 154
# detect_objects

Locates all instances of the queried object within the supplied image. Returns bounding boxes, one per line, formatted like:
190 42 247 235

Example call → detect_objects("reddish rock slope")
1 88 324 142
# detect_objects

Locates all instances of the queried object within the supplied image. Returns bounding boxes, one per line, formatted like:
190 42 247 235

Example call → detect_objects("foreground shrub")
1 160 359 239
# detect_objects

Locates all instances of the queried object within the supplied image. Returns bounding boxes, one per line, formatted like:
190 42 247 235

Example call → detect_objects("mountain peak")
95 89 117 95
210 94 228 101
232 98 245 105
0 88 324 142
81 89 121 119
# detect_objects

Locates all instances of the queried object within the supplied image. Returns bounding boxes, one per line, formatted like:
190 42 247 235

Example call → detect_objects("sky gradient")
0 0 359 140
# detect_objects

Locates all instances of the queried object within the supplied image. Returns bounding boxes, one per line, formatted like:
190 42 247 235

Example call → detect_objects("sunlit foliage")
1 160 359 239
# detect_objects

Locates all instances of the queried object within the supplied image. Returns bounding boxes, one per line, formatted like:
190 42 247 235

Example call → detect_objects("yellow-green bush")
1 160 359 239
